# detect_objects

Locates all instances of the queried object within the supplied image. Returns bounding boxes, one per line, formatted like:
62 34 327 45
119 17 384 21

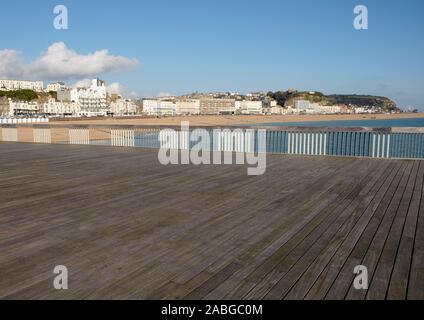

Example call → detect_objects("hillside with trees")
266 90 399 112
0 89 54 103
0 89 39 101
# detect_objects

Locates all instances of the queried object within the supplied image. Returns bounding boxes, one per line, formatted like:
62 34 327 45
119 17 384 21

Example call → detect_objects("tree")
0 89 39 101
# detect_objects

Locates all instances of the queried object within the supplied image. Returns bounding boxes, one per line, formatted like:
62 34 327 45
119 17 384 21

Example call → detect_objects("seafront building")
318 105 341 114
142 97 267 116
262 98 282 114
294 99 311 110
199 98 236 115
175 99 200 115
142 99 176 116
70 78 108 116
46 82 67 92
0 77 112 118
293 99 342 114
110 99 137 116
42 99 79 116
0 79 44 92
354 107 374 114
263 105 284 115
236 100 263 115
8 99 40 116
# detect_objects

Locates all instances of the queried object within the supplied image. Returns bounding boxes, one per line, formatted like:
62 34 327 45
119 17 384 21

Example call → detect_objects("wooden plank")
263 160 393 299
365 161 420 299
0 143 423 299
305 161 405 299
407 160 424 300
285 161 400 299
242 160 380 299
387 162 423 299
342 161 415 300
319 162 410 299
163 159 363 299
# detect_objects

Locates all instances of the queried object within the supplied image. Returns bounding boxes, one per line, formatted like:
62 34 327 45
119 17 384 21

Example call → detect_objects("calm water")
253 118 424 128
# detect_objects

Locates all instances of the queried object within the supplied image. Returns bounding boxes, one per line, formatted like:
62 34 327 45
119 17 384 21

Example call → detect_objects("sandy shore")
50 113 424 127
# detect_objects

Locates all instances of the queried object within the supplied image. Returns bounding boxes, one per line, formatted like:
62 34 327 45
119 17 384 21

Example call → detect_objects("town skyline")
0 76 402 118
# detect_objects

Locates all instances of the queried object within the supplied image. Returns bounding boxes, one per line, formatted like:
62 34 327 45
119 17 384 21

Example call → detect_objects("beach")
50 113 424 126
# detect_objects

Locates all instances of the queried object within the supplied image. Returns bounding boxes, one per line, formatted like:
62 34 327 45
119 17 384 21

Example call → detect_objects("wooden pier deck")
0 142 423 300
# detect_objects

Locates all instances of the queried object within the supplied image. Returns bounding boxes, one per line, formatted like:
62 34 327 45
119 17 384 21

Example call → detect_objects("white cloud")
0 42 139 80
107 82 126 95
108 83 139 98
0 50 25 78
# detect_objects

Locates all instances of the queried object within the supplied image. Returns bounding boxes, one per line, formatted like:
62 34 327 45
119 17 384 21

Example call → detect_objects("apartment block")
176 99 200 115
9 99 40 116
294 99 311 110
46 82 67 92
110 99 137 116
199 98 236 115
42 99 79 116
0 79 44 92
237 100 263 115
142 99 176 116
70 78 107 114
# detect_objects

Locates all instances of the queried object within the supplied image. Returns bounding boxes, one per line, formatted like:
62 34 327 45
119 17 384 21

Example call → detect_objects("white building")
246 92 264 100
143 99 176 116
282 106 295 115
354 107 370 114
8 99 40 116
269 100 278 108
293 100 341 114
46 82 67 92
0 79 44 92
42 99 79 116
199 98 236 114
269 106 284 115
262 99 279 114
176 99 200 115
294 100 311 110
110 99 137 116
70 78 108 115
317 105 341 114
237 100 263 115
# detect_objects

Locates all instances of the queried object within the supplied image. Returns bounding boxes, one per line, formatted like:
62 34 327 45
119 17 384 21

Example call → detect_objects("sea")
252 117 424 128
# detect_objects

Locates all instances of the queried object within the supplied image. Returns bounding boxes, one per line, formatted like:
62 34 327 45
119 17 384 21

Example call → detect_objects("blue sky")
0 0 423 108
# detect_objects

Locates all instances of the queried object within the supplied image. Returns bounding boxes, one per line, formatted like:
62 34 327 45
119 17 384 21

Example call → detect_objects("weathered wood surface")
0 142 423 300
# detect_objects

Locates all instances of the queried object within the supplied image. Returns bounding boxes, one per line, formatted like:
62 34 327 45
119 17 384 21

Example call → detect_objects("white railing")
1 128 18 142
1 125 424 160
69 129 90 145
33 128 52 144
0 118 49 124
111 129 135 147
